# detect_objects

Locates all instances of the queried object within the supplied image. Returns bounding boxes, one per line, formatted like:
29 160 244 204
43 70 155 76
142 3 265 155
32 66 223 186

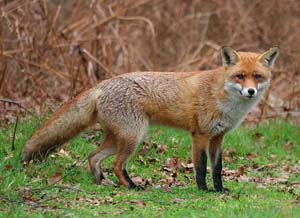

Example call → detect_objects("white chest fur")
210 95 262 135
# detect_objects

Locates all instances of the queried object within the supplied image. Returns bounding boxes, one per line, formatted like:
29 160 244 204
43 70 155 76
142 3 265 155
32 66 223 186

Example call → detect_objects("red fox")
21 47 279 192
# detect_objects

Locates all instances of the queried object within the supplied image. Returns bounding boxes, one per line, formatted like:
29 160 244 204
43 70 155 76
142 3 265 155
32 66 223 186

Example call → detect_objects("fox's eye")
254 74 263 80
236 74 245 80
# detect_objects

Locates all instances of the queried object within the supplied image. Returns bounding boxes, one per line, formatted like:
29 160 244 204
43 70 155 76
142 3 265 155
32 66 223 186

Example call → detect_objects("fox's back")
95 71 221 131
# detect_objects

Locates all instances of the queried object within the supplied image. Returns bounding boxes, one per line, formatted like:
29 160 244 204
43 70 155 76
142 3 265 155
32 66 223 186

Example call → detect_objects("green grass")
1 119 300 217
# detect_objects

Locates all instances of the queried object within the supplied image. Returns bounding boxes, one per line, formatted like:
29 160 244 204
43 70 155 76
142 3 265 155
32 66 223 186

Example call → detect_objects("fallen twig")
11 112 19 151
0 98 35 116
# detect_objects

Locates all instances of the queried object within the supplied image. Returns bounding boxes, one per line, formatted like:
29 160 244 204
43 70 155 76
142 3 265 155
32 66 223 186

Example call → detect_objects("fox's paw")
214 187 230 193
101 179 118 187
91 170 115 186
198 185 208 192
131 185 145 191
222 187 230 193
20 149 33 166
93 172 105 185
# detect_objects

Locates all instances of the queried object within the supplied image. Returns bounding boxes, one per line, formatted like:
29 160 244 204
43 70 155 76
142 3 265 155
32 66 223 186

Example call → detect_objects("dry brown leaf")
256 164 275 171
104 196 114 204
236 165 245 176
224 156 234 163
223 148 236 163
278 173 289 184
157 144 168 154
48 172 63 185
147 157 159 163
171 198 185 203
291 165 300 174
179 162 194 173
101 179 117 187
58 148 70 157
162 184 172 192
163 157 181 172
228 148 237 156
76 197 102 205
4 154 13 161
246 153 256 160
253 132 263 139
133 200 146 208
283 165 290 172
22 190 37 205
4 164 13 170
137 155 146 165
132 176 144 186
187 163 194 169
139 141 151 155
283 143 293 152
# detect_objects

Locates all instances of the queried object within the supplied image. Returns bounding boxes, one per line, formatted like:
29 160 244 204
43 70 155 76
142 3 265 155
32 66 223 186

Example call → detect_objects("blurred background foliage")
0 0 299 125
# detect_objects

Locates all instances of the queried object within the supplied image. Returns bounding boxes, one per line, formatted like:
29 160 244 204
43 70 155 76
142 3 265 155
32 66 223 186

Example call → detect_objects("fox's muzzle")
240 87 257 98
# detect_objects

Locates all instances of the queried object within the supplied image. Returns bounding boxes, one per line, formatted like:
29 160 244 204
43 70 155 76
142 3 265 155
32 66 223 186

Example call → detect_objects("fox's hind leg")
113 122 148 189
113 138 138 189
88 130 117 185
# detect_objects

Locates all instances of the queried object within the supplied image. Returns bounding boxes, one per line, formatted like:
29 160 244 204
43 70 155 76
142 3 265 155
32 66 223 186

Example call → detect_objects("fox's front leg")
192 134 210 191
209 134 224 192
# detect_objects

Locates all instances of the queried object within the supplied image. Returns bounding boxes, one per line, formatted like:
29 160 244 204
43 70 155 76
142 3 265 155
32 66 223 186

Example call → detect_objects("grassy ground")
0 119 300 217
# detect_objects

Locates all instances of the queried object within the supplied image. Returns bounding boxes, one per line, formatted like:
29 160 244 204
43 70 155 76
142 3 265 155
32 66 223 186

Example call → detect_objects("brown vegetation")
0 0 299 125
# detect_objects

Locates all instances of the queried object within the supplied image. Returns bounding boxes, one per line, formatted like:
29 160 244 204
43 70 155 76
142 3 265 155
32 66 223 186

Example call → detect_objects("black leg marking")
99 172 105 183
93 170 105 185
122 169 136 189
195 150 208 191
212 150 223 192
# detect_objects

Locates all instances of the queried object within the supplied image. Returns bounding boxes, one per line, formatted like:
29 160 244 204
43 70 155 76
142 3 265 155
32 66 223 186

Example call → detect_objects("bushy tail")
21 89 98 163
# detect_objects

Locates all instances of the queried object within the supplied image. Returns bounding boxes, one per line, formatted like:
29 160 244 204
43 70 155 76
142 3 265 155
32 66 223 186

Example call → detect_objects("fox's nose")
248 88 256 96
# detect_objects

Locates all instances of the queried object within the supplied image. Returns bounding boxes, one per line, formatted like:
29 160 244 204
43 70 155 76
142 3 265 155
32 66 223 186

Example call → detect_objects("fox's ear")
221 47 240 67
258 47 279 68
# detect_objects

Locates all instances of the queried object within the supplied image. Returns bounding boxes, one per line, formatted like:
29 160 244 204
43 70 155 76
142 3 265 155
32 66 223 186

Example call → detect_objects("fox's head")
221 47 279 99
